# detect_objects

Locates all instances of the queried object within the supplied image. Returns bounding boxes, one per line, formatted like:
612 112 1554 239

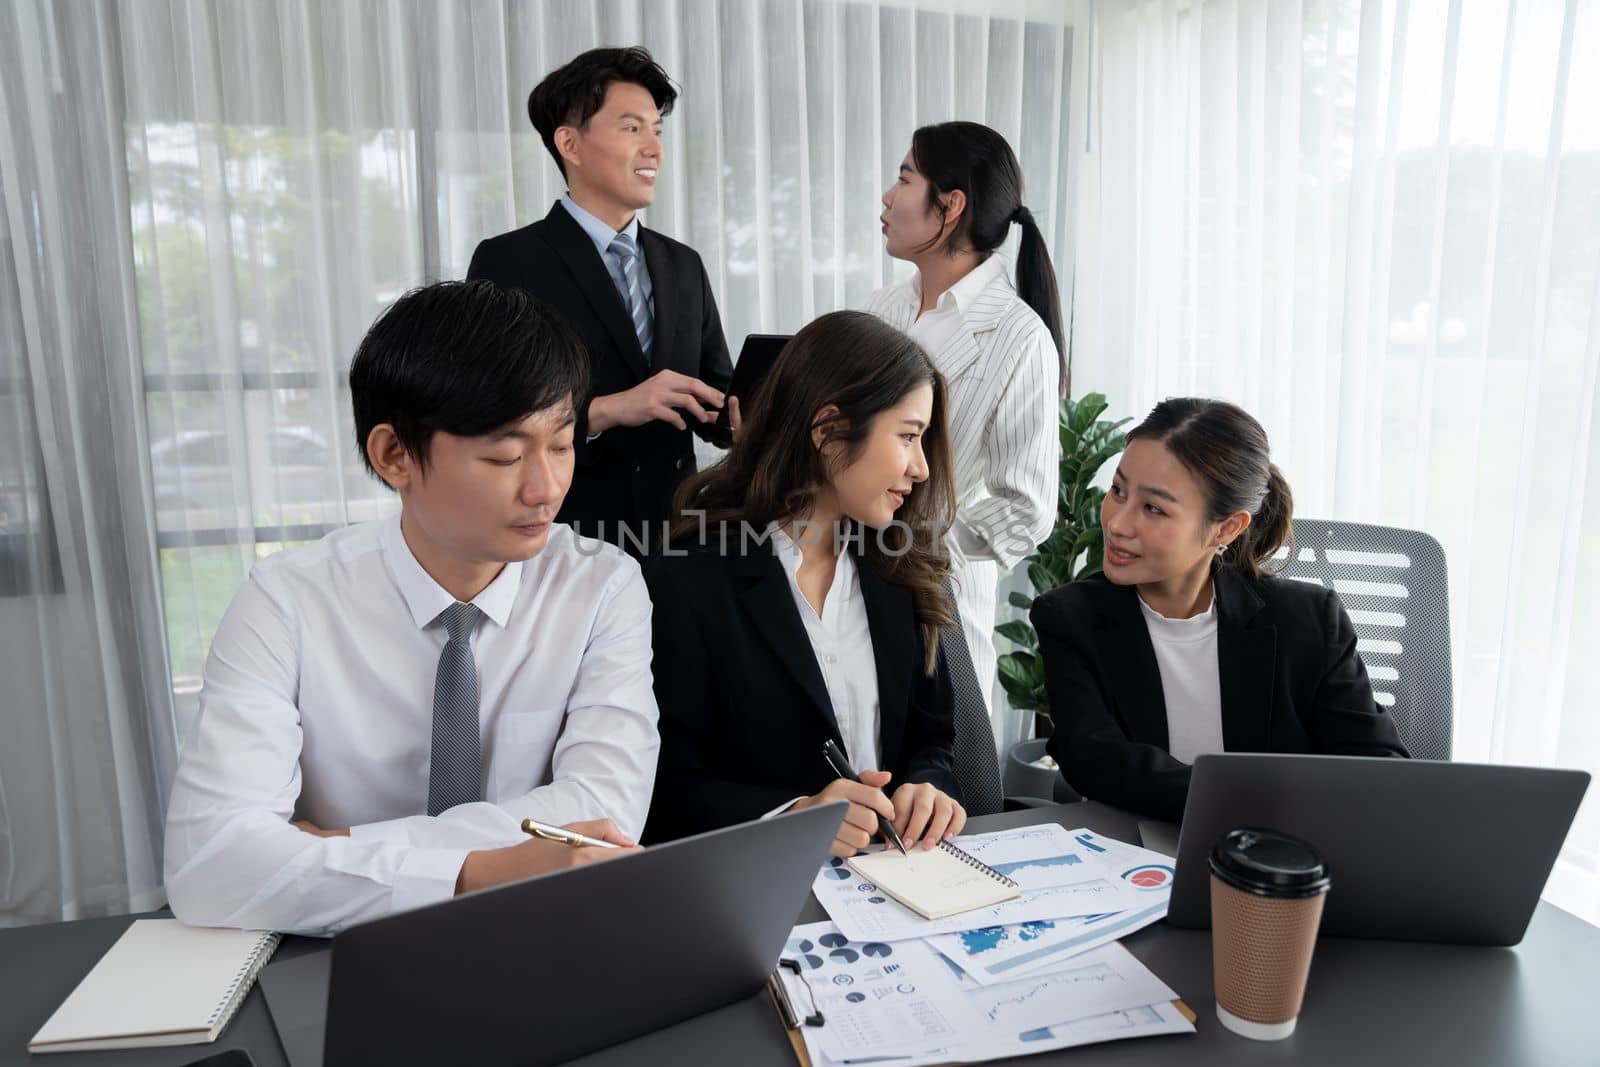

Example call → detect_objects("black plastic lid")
1208 828 1331 899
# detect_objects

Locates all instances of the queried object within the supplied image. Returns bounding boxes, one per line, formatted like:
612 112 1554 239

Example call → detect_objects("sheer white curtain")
0 0 175 926
1075 0 1600 922
122 0 1079 765
1 0 1077 924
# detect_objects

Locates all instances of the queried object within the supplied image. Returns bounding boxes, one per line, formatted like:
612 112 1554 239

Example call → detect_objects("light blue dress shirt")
561 193 656 326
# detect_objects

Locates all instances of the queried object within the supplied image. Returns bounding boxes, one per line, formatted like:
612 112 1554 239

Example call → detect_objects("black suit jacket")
1032 568 1409 822
467 202 733 550
641 539 959 844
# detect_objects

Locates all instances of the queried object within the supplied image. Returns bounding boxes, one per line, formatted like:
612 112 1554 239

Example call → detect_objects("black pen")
821 739 908 855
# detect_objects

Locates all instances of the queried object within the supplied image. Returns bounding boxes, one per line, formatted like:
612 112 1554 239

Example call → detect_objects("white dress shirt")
769 527 881 769
162 517 660 936
866 254 1061 570
761 528 882 819
1138 593 1225 764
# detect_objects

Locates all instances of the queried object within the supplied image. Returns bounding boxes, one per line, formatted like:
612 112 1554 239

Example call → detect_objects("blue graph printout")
811 826 1143 942
945 823 1116 891
925 830 1177 985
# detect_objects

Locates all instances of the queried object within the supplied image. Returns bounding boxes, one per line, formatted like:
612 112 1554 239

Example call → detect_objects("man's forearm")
588 393 621 436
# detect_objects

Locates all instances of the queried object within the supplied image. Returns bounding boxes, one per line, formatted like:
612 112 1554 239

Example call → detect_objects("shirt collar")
382 514 523 630
1137 589 1218 628
766 522 857 603
561 193 642 260
916 253 1007 316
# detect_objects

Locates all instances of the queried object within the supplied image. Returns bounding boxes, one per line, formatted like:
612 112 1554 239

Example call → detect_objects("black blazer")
641 539 959 844
1032 568 1409 822
467 202 733 550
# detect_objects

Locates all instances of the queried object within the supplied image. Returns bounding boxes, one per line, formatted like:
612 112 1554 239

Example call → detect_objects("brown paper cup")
1208 828 1330 1041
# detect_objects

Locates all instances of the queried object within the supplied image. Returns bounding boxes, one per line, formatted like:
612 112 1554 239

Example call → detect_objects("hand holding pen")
453 818 639 896
521 818 623 849
783 740 909 859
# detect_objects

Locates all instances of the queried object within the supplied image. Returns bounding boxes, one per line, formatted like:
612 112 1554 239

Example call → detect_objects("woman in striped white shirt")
867 121 1065 719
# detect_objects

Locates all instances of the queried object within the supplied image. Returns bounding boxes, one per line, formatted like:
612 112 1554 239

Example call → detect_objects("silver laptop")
261 803 843 1067
1167 753 1589 945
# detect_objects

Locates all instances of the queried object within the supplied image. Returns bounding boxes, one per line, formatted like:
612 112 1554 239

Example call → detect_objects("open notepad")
847 840 1022 920
29 919 280 1054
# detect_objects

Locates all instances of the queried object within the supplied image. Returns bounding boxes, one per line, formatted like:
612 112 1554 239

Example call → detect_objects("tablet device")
718 334 792 427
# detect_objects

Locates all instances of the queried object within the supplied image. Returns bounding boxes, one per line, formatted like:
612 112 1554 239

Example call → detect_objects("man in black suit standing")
468 47 732 553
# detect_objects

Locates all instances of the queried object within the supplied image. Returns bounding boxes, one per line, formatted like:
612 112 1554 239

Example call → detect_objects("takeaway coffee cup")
1209 828 1331 1041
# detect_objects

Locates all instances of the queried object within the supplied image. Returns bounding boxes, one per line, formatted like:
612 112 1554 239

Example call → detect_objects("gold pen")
520 818 620 849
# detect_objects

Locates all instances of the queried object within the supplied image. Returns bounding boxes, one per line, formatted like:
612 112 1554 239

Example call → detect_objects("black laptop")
260 803 843 1067
1167 753 1589 945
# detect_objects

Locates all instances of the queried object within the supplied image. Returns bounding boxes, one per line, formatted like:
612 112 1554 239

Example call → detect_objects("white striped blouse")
866 255 1061 569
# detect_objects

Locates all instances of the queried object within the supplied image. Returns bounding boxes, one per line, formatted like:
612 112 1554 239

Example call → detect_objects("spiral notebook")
846 841 1021 920
28 919 280 1054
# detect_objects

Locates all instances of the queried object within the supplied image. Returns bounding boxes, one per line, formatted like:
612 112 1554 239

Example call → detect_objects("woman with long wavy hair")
641 311 966 857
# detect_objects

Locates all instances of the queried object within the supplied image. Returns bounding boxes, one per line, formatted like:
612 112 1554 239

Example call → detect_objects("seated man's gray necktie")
427 601 483 817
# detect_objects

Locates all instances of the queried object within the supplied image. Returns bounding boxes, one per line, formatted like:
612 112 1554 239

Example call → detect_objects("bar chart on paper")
814 826 1145 941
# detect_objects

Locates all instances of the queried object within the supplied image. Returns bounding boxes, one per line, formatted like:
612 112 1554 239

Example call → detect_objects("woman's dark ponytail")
1231 462 1294 577
1126 399 1295 580
908 122 1066 397
1012 207 1066 387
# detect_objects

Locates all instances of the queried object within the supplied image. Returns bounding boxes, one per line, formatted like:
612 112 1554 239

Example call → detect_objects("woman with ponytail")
1030 398 1408 821
868 121 1064 721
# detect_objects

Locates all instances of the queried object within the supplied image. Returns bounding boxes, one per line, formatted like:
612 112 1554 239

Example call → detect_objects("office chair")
1276 520 1453 760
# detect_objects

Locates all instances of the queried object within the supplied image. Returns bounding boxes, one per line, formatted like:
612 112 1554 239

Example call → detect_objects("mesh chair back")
1273 520 1452 760
941 583 1004 816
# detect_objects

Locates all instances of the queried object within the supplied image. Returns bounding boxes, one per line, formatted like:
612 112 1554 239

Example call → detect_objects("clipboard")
766 959 819 1067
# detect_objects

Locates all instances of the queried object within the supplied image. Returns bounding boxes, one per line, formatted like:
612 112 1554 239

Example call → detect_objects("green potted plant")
995 392 1129 799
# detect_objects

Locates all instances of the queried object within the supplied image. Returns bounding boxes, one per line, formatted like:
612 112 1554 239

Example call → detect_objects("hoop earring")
1216 543 1230 557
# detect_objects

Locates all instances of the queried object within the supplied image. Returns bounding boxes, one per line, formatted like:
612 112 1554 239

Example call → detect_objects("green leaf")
1019 395 1133 599
1080 440 1125 482
994 620 1037 648
1027 562 1054 595
998 678 1044 713
1076 393 1110 425
996 652 1033 687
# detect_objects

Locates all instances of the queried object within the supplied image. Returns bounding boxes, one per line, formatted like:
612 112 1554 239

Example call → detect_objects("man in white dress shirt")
163 281 660 937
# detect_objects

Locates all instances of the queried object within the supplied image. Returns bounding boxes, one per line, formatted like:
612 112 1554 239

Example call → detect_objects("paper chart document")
970 941 1176 1035
780 924 983 1061
778 920 1192 1066
814 826 1141 941
927 830 1178 984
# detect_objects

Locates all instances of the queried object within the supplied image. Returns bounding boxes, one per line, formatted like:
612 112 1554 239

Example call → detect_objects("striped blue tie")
607 233 653 365
427 601 483 817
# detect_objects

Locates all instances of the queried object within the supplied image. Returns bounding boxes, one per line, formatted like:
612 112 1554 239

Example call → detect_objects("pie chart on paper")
1123 864 1174 890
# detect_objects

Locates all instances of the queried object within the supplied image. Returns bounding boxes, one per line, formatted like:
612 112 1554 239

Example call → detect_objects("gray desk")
5 802 1598 1066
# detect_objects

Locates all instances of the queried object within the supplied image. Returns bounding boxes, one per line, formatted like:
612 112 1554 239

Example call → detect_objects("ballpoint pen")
821 739 909 855
520 818 621 849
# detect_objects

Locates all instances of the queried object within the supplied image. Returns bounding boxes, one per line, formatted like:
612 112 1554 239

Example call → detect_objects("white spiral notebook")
28 919 280 1054
847 840 1022 920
